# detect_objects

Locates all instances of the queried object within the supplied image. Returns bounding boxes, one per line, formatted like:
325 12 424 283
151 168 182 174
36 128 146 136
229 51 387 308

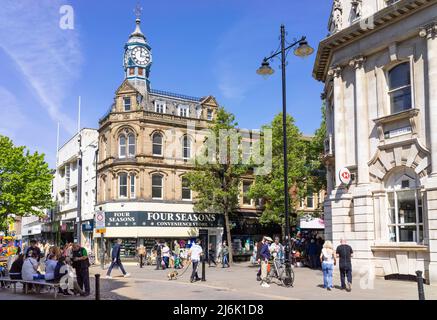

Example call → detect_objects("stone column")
421 23 437 284
350 56 370 184
328 66 346 187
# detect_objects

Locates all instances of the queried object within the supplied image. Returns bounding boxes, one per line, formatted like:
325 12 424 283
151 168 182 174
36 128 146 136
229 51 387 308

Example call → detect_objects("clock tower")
123 5 152 93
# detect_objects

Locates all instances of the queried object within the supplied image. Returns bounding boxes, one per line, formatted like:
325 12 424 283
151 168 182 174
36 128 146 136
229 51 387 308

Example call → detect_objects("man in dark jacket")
259 236 272 287
106 239 130 278
336 238 354 291
25 240 42 261
72 243 91 296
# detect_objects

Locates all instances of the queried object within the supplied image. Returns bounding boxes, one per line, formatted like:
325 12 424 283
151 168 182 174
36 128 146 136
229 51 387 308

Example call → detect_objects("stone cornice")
313 0 436 82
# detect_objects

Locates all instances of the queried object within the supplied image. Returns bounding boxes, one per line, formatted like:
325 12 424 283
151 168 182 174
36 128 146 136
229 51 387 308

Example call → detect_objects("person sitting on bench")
9 254 24 280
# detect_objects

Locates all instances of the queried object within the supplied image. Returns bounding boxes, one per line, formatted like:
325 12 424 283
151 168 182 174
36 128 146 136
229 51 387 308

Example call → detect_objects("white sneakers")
105 275 112 279
261 282 270 288
124 273 131 278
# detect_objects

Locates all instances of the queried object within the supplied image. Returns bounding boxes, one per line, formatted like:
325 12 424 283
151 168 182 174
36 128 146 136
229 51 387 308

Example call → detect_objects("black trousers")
208 253 216 266
155 256 162 269
139 254 144 267
191 261 200 280
339 266 352 288
76 268 90 294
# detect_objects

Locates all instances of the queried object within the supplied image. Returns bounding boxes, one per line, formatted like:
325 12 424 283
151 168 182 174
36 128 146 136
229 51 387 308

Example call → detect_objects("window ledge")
373 108 419 126
371 243 428 252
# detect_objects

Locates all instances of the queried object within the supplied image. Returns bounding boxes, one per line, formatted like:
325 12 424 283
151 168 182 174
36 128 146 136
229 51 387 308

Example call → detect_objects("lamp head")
294 39 314 57
256 59 274 78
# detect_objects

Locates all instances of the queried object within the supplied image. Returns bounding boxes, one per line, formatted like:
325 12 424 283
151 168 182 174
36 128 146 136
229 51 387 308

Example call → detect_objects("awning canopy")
299 218 325 230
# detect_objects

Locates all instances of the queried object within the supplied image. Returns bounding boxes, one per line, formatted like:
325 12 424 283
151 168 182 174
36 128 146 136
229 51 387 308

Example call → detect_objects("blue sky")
0 0 332 167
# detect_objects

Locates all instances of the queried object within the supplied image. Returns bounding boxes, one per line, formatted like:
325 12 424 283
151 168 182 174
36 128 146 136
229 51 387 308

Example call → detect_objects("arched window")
152 132 163 156
182 177 191 200
182 136 191 159
152 174 163 199
119 173 128 198
388 62 412 113
385 168 423 243
128 133 135 157
119 135 126 158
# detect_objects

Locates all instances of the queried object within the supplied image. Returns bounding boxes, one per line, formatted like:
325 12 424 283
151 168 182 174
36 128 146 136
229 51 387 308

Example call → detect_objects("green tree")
0 135 53 231
186 107 248 264
248 113 308 231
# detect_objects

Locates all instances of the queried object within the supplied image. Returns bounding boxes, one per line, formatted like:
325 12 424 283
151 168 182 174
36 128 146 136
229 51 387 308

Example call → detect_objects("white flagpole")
77 95 81 134
56 122 60 168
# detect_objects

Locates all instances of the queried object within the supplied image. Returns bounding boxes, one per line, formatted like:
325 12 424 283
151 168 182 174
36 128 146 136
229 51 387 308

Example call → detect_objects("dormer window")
207 109 213 121
124 97 131 111
155 101 166 113
178 105 190 117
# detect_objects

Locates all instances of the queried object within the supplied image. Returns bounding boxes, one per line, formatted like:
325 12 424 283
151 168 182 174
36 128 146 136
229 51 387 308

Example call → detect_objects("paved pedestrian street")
1 262 436 300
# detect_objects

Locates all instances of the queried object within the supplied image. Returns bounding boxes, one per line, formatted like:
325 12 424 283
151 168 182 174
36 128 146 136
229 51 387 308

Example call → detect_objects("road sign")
95 211 105 229
339 167 351 185
96 228 106 234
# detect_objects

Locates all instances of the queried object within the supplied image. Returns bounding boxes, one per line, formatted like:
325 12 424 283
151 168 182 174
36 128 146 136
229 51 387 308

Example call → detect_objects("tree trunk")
224 208 233 264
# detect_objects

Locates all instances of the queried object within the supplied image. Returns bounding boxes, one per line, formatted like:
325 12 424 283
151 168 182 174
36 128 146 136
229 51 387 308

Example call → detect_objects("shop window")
152 132 163 156
388 62 412 114
152 174 163 199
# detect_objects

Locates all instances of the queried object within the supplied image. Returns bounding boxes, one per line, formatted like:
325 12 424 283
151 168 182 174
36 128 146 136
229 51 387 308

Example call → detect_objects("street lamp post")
76 133 82 245
257 24 314 286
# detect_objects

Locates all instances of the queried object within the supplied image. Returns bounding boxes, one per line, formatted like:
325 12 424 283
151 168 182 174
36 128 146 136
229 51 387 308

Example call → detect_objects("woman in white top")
22 251 44 281
44 253 58 281
320 240 336 291
162 243 170 269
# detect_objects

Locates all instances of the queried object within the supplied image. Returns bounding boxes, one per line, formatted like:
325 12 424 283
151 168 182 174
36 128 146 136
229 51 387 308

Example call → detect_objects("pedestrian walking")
188 239 203 283
162 242 170 269
207 243 217 267
260 236 272 288
320 240 336 291
173 240 181 269
153 240 163 270
336 238 353 291
307 238 318 269
137 244 146 268
72 243 91 296
221 240 230 268
256 238 264 281
106 239 131 279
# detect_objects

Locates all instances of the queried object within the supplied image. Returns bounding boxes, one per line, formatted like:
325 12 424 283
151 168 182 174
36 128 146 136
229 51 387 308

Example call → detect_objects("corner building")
314 0 437 283
95 15 228 257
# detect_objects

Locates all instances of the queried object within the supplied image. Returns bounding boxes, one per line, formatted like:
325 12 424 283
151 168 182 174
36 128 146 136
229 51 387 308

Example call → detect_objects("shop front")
81 220 94 252
94 211 224 262
60 220 75 245
21 224 43 247
230 212 281 261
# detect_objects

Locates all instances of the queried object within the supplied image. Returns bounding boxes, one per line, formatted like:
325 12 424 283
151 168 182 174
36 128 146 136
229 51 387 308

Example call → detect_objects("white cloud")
0 0 82 134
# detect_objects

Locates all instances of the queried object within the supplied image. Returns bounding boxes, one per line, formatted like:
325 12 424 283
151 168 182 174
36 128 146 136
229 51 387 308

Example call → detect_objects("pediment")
116 79 140 95
200 95 219 107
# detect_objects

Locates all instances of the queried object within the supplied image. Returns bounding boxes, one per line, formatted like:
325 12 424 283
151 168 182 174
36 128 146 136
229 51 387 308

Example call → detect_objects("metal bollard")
416 270 425 300
95 274 101 300
201 257 206 281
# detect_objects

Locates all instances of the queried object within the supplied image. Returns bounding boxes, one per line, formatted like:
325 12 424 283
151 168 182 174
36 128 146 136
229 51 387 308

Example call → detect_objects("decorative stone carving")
419 22 437 39
349 56 366 69
327 65 343 78
351 0 362 20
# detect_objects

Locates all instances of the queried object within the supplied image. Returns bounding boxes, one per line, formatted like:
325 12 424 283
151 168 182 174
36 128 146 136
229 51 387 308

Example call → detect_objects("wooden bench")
0 276 61 299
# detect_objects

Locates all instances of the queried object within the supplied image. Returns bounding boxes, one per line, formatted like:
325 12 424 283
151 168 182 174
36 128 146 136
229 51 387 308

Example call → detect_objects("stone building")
95 14 264 258
314 0 437 283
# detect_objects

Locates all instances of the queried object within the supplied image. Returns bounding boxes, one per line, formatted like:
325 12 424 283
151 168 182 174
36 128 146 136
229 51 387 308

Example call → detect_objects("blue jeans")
222 254 229 267
322 262 334 288
107 260 127 276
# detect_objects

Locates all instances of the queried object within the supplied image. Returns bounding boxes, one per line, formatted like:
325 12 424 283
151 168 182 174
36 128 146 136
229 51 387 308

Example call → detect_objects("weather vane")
134 2 143 20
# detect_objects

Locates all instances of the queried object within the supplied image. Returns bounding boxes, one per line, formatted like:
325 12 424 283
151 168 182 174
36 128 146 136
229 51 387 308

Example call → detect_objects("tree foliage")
185 107 248 263
0 135 53 230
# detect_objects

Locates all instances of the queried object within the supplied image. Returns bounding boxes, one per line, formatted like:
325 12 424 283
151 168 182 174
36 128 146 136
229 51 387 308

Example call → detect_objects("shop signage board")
105 211 225 228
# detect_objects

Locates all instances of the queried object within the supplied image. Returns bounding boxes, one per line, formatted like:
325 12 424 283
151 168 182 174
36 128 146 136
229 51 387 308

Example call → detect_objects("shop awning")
299 218 325 229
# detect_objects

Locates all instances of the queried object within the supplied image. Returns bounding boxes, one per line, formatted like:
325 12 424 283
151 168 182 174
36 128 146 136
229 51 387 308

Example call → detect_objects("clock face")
131 46 151 66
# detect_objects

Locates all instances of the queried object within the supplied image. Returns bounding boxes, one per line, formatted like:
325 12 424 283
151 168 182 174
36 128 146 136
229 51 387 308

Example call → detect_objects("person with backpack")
72 243 91 296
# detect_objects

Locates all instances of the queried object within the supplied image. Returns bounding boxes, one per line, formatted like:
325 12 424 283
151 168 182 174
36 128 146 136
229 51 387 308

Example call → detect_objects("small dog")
167 271 178 280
